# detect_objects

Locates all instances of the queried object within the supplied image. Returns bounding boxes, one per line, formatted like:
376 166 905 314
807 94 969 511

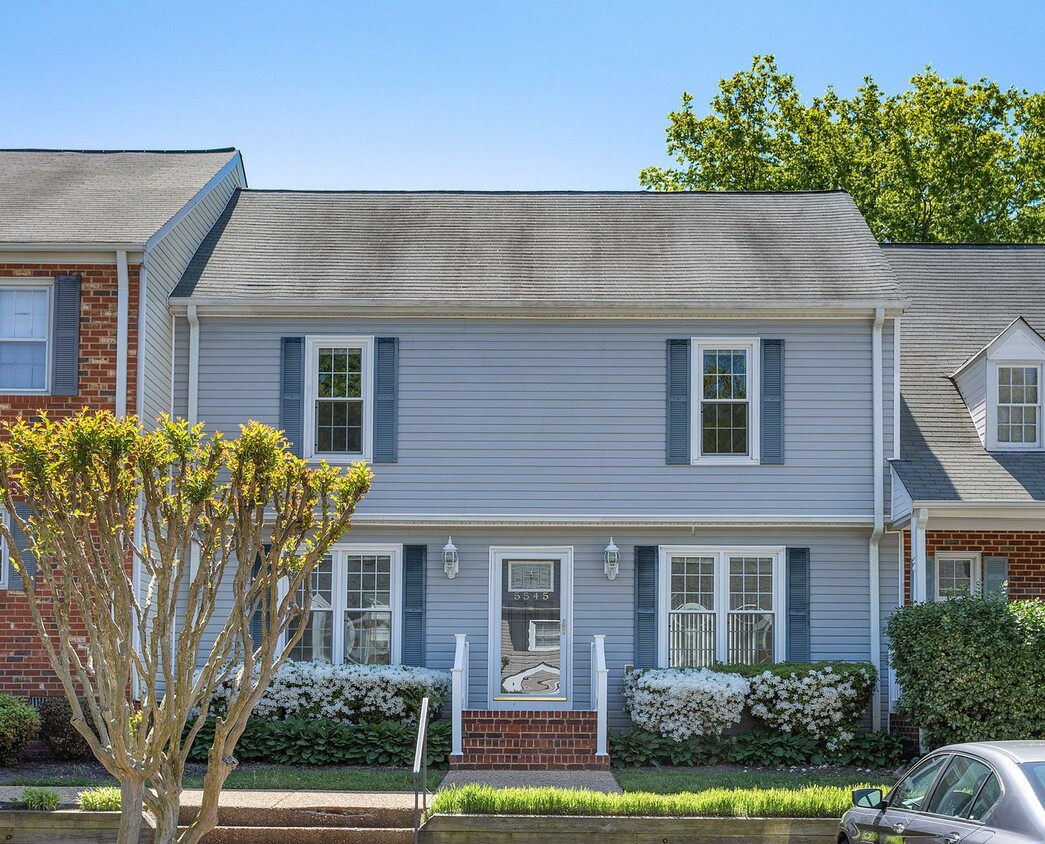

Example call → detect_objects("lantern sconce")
604 537 621 581
442 536 459 579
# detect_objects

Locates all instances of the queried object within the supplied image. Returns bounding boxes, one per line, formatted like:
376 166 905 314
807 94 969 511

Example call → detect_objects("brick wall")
900 528 1045 603
451 710 610 770
0 262 139 698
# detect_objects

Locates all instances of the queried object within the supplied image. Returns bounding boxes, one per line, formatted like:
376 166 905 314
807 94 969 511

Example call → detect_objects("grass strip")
614 768 888 793
431 783 887 819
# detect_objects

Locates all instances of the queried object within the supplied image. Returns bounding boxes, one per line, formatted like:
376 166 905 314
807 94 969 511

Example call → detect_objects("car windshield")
1021 762 1045 808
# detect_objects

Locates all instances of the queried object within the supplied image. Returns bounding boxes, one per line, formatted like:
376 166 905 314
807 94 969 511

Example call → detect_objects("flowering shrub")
209 662 451 723
622 668 749 740
740 663 876 749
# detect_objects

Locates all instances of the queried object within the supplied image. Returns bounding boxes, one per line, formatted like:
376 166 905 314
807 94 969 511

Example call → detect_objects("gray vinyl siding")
191 317 880 518
173 316 189 419
190 526 874 728
954 357 987 445
140 165 242 427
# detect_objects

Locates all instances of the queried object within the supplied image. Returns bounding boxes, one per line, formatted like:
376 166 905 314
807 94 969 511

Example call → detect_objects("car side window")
889 755 950 812
926 756 994 819
965 774 1001 822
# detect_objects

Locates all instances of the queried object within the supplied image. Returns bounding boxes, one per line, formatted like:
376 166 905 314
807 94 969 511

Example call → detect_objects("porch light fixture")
604 538 621 581
442 536 459 579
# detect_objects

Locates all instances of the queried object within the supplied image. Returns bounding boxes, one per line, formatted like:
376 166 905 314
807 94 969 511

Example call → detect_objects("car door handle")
944 834 960 844
892 822 907 834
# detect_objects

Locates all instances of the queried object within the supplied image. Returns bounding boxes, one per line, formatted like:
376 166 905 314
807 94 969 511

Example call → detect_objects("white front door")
488 547 573 708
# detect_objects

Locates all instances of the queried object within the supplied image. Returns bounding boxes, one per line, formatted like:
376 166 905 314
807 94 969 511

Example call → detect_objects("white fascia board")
348 513 875 527
0 242 144 252
911 500 1045 521
168 296 908 320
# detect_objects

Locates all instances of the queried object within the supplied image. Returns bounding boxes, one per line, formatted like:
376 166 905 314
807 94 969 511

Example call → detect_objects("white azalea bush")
209 661 451 723
743 663 876 748
622 668 749 740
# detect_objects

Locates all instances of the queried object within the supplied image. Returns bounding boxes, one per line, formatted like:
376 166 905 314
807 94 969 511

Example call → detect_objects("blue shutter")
373 338 399 463
280 338 305 457
249 544 272 645
8 502 36 590
666 340 690 464
760 339 784 464
634 545 659 668
984 556 1008 599
786 547 810 662
51 275 81 396
925 556 936 602
401 544 426 666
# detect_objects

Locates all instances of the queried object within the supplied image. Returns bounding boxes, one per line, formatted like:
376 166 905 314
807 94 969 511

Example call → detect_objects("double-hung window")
0 286 50 392
934 552 980 600
996 364 1040 448
304 337 374 460
659 546 785 667
288 545 402 665
693 339 760 463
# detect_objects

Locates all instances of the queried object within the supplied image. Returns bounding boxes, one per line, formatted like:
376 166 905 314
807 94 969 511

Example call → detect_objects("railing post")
451 633 468 756
592 634 608 758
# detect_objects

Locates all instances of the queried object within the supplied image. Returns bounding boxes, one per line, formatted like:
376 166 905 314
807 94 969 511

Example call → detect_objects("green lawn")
432 782 886 819
6 765 442 792
614 767 891 794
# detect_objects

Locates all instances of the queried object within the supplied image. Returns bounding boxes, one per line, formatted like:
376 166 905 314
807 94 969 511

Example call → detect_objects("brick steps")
451 709 609 770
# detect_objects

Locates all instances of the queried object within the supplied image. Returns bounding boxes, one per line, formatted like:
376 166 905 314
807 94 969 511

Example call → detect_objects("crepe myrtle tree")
0 411 371 844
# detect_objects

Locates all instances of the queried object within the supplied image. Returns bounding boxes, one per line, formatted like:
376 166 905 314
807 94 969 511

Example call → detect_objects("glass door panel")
499 559 562 697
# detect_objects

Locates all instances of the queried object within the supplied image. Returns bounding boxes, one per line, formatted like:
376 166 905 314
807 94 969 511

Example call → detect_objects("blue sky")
3 1 1045 190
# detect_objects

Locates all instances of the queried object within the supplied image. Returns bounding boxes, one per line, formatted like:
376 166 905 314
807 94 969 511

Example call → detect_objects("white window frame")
935 551 981 601
657 545 786 667
0 282 52 395
986 360 1043 452
303 336 375 462
288 543 403 665
691 338 761 465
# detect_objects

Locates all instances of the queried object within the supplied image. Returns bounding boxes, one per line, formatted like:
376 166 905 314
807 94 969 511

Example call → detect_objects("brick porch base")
450 709 610 770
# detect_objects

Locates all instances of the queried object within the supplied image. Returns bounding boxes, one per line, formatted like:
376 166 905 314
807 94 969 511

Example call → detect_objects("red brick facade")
0 262 139 698
901 528 1045 604
450 710 610 770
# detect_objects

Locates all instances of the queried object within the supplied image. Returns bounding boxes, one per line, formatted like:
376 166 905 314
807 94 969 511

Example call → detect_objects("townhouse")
0 149 246 698
164 189 904 768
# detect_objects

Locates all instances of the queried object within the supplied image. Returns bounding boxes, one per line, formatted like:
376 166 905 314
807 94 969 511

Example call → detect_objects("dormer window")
996 365 1041 448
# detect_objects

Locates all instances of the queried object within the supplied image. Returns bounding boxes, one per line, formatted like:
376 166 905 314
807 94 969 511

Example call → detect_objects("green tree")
641 55 1045 243
0 412 371 844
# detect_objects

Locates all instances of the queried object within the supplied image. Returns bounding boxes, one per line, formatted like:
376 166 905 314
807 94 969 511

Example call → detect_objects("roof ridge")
0 148 237 155
235 188 853 197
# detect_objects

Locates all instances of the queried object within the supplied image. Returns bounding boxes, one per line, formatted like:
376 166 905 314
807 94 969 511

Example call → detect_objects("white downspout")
187 304 200 424
869 307 885 731
115 251 130 417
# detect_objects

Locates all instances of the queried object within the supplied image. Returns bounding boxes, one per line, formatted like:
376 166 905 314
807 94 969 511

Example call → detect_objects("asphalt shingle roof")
173 189 900 306
0 149 239 244
884 244 1045 502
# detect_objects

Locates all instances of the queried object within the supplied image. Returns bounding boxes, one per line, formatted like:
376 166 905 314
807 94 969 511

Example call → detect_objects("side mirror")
852 788 885 809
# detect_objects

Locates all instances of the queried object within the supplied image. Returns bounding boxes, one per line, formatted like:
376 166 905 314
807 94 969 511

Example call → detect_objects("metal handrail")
412 695 430 844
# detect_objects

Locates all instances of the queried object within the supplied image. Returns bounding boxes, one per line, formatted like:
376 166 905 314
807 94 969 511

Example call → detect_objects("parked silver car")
840 742 1045 843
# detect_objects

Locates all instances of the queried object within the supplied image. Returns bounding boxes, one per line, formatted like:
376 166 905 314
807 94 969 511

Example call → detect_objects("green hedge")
187 717 451 767
0 694 40 767
609 727 909 769
888 596 1045 747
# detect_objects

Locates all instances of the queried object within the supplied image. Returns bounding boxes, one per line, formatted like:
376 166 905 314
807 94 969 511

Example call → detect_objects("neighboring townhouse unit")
0 148 246 699
887 245 1045 626
166 189 905 768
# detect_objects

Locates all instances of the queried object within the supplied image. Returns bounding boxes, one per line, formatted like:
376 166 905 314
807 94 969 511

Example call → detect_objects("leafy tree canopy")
640 55 1045 243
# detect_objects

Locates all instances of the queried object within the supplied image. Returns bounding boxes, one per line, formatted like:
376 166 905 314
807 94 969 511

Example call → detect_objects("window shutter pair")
7 502 36 590
923 556 1007 602
279 337 399 461
666 338 784 464
633 544 811 667
52 275 81 396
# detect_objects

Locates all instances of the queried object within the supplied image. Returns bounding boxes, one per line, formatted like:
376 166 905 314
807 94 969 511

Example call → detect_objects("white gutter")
869 307 885 731
187 304 200 424
115 250 130 417
0 241 143 252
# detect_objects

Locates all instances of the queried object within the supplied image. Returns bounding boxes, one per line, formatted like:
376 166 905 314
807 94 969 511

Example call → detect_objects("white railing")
590 634 609 757
451 633 469 756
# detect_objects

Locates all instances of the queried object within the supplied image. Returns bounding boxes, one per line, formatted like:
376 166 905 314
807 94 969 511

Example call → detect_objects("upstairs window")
996 365 1040 448
0 287 49 392
693 339 760 464
303 337 373 460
